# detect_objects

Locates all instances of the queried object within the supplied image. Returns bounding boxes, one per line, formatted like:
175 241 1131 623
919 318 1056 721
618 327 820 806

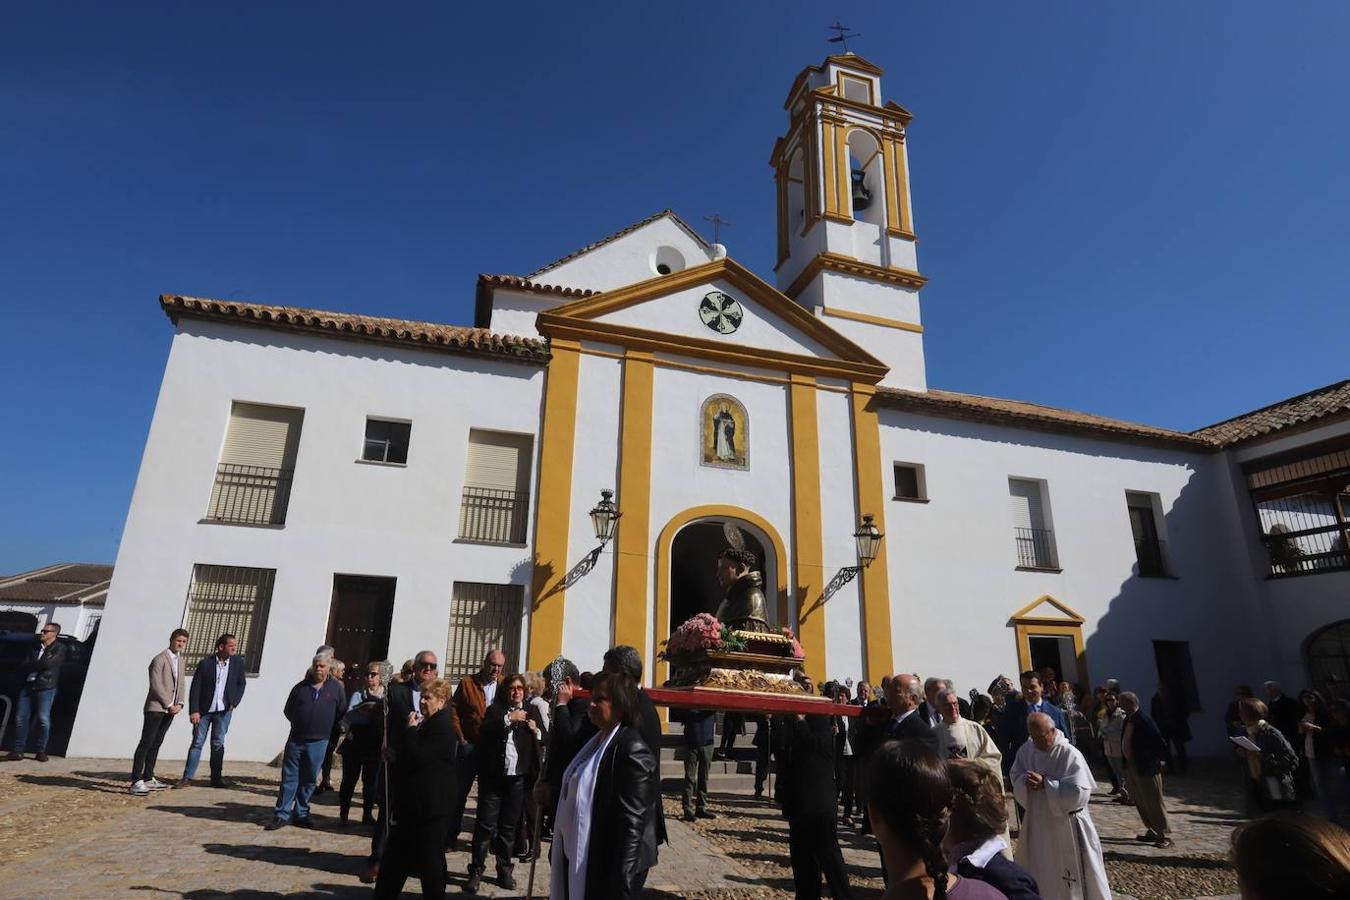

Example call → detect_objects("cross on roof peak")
827 21 861 54
704 213 732 245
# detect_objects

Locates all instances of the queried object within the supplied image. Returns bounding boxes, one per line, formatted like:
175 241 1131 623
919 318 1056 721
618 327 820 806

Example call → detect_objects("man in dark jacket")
177 633 248 787
7 622 67 761
365 649 440 884
538 656 590 824
1119 691 1173 848
267 654 346 829
1151 682 1191 775
999 672 1068 764
858 673 938 749
677 708 716 821
776 714 854 900
1265 681 1303 749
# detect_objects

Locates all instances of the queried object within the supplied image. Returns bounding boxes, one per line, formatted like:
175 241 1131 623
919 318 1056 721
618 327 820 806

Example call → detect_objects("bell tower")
771 54 928 390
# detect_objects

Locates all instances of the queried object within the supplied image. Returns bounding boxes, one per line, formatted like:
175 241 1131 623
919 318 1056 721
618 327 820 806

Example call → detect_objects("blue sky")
2 2 1348 572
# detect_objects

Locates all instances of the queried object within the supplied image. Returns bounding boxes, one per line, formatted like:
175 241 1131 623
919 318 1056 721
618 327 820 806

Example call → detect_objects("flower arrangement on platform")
781 627 805 659
664 613 723 656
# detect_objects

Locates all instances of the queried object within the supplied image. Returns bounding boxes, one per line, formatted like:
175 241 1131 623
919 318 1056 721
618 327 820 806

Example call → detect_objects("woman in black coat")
373 678 458 900
550 670 657 899
465 673 545 894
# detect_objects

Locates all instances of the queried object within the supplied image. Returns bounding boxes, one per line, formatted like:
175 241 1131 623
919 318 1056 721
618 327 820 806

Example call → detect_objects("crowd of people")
7 624 1350 898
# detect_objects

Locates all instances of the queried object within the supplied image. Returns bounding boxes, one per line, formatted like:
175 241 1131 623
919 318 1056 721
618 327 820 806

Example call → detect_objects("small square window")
893 463 926 501
362 418 411 464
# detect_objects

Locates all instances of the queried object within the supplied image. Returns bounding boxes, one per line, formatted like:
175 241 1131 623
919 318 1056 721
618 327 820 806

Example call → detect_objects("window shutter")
464 430 532 493
221 403 303 470
1009 479 1044 531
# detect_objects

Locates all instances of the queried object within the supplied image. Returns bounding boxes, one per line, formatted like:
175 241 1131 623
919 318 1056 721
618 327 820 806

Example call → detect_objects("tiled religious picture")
701 394 748 470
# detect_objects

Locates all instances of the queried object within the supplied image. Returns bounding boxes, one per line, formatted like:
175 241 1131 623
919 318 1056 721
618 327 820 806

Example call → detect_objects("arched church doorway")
669 520 774 633
1306 619 1350 685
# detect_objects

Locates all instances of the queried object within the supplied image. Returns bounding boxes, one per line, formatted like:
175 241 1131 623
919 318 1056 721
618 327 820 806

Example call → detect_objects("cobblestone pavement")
0 756 1246 900
0 757 757 899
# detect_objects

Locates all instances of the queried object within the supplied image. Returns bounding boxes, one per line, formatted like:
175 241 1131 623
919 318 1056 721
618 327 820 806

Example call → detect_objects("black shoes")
211 778 230 789
35 752 49 762
293 817 314 829
463 870 482 894
4 752 22 762
695 809 716 820
265 818 288 831
498 866 516 890
680 811 696 822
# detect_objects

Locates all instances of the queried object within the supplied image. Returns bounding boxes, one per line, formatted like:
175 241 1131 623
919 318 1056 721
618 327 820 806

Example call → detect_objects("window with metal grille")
362 418 411 465
444 582 523 683
206 402 303 526
1244 436 1350 577
459 430 533 544
182 564 275 674
1009 477 1059 569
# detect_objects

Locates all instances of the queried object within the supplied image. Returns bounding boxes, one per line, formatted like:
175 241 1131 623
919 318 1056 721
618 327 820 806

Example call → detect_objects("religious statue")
712 404 737 462
713 524 770 633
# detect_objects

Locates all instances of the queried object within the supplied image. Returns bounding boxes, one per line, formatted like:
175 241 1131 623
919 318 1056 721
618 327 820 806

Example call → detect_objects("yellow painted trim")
1010 594 1086 624
823 212 857 226
833 120 849 218
775 166 789 266
789 374 826 683
882 138 898 232
822 121 837 218
895 138 914 235
850 383 894 681
539 256 885 370
653 505 791 689
527 339 581 670
785 252 928 300
820 306 924 334
1013 622 1090 688
613 350 654 655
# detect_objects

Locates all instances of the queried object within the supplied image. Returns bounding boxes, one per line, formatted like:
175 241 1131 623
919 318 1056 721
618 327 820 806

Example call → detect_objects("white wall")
595 277 840 360
536 217 715 292
69 321 546 762
875 410 1260 753
818 384 865 682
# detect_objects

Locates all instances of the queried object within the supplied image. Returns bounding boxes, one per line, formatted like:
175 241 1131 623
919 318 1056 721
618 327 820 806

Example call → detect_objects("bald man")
1011 713 1109 900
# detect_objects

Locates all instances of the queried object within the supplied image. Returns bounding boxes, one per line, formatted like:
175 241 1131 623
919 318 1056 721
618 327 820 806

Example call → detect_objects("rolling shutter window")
221 403 304 470
1008 479 1045 531
464 429 532 493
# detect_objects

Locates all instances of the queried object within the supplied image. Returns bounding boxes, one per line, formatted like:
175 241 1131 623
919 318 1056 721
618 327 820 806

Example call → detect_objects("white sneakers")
145 778 169 790
129 780 151 795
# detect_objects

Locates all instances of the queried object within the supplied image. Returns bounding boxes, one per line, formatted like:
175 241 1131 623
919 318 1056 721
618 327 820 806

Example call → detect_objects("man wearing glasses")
365 649 443 885
5 623 67 761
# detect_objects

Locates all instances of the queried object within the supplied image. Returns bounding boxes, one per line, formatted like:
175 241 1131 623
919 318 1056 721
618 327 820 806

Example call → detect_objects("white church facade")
70 54 1350 762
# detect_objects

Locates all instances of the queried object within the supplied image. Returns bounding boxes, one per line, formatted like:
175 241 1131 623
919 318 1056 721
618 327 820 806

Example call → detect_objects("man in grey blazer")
130 629 189 795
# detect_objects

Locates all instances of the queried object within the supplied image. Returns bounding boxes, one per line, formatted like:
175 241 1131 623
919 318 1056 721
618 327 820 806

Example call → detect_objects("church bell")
850 169 872 211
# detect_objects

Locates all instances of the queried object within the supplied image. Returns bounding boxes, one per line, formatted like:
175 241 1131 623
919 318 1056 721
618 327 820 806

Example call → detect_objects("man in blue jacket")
999 671 1068 763
267 654 345 829
176 633 248 788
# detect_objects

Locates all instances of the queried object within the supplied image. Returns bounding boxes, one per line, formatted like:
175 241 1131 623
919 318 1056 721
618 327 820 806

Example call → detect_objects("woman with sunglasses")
549 670 658 899
338 660 390 826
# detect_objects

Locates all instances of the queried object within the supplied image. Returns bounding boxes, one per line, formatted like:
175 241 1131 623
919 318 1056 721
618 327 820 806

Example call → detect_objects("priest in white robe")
1011 712 1110 900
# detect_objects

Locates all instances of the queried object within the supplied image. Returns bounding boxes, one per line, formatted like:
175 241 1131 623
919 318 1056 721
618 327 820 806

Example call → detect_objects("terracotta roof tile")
162 295 550 364
525 209 710 279
476 274 600 299
0 563 112 605
1192 379 1350 446
876 387 1212 450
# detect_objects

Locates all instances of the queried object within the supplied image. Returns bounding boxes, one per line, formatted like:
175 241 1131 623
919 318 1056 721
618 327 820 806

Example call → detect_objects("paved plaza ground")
0 755 1243 899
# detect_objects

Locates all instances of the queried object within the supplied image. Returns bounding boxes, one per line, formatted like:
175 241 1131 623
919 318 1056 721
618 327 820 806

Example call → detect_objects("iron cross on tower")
704 213 731 245
827 21 861 53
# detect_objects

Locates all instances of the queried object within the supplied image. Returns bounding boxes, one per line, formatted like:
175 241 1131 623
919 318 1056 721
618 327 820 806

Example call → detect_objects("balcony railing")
1014 527 1059 569
1134 538 1171 577
459 486 530 545
205 464 294 526
1264 523 1350 578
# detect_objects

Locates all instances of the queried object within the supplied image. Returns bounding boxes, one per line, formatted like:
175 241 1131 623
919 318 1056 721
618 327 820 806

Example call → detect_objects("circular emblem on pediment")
698 291 743 335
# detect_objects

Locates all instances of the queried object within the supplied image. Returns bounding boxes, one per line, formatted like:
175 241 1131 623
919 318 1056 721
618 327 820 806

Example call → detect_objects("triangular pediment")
1010 595 1085 625
536 258 888 382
